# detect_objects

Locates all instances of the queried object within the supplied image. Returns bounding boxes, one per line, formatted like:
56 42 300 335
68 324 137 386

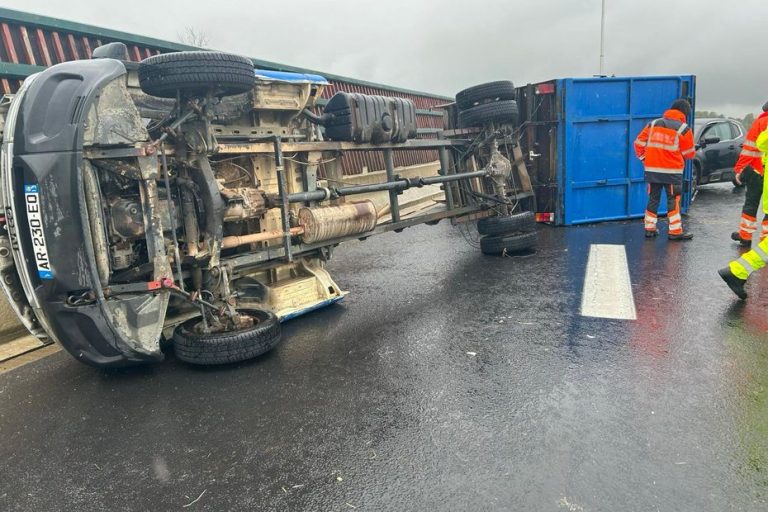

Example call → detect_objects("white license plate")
24 184 53 280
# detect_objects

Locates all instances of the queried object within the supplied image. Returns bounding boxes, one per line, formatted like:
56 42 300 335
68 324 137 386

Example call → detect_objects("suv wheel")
692 163 700 197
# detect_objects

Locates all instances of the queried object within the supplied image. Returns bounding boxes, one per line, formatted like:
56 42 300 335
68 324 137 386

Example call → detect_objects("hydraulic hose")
301 108 333 126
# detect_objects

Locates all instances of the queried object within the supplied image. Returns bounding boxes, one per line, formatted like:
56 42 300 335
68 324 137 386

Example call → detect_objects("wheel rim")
188 310 265 336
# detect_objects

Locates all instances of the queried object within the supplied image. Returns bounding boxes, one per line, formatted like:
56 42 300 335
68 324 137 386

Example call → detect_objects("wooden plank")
35 28 52 66
216 138 465 155
1 23 18 63
67 33 80 59
0 335 46 363
81 36 92 58
0 344 60 375
18 26 36 64
512 144 533 192
51 31 66 62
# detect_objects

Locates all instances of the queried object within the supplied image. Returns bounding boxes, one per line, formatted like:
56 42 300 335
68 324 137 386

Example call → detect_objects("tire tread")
477 211 535 236
456 81 516 110
480 231 538 256
173 309 281 365
459 100 519 128
139 51 255 98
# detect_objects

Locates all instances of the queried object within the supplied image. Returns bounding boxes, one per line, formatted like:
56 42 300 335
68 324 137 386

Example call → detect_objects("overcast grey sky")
2 0 765 116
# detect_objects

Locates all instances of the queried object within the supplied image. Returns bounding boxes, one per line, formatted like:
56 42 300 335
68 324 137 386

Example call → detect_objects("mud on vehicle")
0 45 536 367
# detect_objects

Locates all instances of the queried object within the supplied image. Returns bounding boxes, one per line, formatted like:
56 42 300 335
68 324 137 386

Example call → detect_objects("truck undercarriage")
0 47 536 367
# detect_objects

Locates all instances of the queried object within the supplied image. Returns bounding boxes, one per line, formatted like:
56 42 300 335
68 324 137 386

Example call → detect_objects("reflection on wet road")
0 184 767 511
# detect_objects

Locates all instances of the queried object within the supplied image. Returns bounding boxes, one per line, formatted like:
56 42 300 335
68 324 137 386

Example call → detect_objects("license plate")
24 184 52 280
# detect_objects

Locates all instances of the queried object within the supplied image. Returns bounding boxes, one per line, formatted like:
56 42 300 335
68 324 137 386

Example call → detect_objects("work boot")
718 267 748 300
668 232 694 241
731 231 752 247
644 230 658 238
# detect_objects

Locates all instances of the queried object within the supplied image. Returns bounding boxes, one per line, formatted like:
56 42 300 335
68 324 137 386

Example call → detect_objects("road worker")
731 102 768 247
634 99 696 240
719 126 768 299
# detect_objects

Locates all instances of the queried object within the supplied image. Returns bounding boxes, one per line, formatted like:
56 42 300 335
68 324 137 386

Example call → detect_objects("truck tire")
455 81 515 110
477 211 535 236
480 231 537 256
173 308 281 365
459 100 519 128
138 51 256 99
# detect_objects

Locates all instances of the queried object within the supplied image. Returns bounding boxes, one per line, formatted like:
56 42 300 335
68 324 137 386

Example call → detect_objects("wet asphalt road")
2 184 768 511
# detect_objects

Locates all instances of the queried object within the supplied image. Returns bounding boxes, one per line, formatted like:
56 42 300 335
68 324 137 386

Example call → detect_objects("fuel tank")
322 92 417 144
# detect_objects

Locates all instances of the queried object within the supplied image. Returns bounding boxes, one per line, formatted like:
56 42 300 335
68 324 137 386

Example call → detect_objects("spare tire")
480 231 537 256
456 81 515 110
459 100 519 128
173 308 281 365
139 51 256 99
477 211 535 236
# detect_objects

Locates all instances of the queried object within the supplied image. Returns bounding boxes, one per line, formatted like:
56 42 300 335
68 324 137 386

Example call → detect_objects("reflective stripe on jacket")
734 111 768 175
757 127 768 170
634 109 695 184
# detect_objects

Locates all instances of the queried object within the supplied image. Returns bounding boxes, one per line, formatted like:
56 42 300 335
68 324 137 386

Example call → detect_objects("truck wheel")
456 81 515 110
173 308 281 365
477 211 535 236
480 231 537 256
459 100 519 128
138 51 256 99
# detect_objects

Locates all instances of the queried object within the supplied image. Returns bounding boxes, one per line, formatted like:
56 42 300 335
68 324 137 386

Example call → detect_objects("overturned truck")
0 46 536 367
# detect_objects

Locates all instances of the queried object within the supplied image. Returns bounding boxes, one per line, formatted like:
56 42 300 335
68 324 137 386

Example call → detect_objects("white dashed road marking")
580 244 637 320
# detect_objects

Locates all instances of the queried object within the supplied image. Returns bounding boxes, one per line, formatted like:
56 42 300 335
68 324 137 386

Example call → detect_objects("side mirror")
702 136 721 146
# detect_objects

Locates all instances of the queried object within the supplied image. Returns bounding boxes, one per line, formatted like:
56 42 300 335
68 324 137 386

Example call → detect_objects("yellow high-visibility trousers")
730 171 768 279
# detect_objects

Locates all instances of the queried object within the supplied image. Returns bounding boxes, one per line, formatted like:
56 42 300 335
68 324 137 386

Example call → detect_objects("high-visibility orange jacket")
634 109 695 184
734 111 768 176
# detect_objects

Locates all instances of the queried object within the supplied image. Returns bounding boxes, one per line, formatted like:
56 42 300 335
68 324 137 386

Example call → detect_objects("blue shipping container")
551 75 696 225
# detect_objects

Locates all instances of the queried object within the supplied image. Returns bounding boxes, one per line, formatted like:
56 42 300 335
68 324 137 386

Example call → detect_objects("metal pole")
599 0 606 75
383 149 400 223
287 170 489 204
160 147 185 291
438 147 454 211
273 137 293 262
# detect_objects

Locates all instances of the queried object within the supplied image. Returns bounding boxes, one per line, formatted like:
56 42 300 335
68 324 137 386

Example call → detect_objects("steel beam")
383 149 400 223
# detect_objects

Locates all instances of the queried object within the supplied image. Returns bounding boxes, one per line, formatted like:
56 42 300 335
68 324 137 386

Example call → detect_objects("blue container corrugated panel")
556 75 696 225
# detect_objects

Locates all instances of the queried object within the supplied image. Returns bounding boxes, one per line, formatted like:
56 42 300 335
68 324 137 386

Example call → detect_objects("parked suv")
693 118 746 190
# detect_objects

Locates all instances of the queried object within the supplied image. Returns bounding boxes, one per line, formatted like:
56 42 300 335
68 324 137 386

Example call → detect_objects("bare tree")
177 26 210 48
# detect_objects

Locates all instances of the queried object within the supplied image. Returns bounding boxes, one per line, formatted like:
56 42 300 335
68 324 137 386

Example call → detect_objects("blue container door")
559 76 695 225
